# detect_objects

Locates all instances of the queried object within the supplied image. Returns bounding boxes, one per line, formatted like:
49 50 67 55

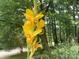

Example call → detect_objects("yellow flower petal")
22 21 35 37
23 21 34 31
26 33 34 46
33 29 42 37
35 12 44 20
24 9 34 21
37 19 45 29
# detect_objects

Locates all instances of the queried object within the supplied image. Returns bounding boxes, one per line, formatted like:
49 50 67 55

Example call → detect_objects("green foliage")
0 0 25 49
51 44 79 59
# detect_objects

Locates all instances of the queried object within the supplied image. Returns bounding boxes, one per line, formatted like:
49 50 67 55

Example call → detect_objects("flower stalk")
22 0 44 59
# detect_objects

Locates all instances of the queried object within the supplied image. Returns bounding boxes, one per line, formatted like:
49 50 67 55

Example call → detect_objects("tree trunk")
50 0 58 45
39 0 52 58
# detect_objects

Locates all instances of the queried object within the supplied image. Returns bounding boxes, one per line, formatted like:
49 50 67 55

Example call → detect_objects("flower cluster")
23 9 45 58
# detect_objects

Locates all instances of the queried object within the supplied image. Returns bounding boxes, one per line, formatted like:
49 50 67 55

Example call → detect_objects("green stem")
33 0 38 15
27 48 32 59
27 47 29 59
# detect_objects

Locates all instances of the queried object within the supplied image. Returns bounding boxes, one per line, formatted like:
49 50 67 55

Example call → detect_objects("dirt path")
0 48 27 58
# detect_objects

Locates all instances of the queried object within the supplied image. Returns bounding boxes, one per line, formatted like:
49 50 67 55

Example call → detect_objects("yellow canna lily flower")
36 19 45 29
32 19 45 36
30 43 42 57
24 9 44 21
24 9 34 21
